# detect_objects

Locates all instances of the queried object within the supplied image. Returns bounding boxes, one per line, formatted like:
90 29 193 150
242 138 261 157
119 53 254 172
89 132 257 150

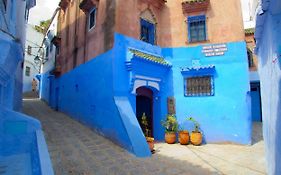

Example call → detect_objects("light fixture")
34 55 41 65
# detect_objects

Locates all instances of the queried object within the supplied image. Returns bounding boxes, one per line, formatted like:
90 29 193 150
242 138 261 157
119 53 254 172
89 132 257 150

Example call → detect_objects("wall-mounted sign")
167 97 176 115
202 44 228 57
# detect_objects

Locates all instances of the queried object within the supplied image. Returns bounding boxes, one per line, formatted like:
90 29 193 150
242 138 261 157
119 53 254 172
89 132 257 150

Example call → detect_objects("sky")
28 0 60 25
240 0 255 28
28 0 255 28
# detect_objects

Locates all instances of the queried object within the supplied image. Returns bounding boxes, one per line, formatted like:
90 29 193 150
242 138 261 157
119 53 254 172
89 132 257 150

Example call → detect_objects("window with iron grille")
185 76 214 96
25 66 31 76
188 15 207 43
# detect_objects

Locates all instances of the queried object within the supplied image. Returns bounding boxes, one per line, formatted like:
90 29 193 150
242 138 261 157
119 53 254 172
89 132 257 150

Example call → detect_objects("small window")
140 19 155 45
50 43 53 52
25 8 29 21
27 45 32 55
45 46 49 57
185 76 214 96
188 15 207 43
247 48 254 68
25 66 31 76
88 8 96 30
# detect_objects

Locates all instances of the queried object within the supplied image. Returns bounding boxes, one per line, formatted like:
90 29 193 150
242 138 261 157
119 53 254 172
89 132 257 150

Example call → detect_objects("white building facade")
23 24 44 93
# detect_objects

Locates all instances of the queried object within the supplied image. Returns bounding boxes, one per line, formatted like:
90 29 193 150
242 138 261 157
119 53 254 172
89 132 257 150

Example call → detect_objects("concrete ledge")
36 130 54 175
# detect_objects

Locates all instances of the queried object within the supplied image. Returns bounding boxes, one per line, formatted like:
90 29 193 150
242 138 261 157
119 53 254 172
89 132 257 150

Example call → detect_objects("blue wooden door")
140 19 155 45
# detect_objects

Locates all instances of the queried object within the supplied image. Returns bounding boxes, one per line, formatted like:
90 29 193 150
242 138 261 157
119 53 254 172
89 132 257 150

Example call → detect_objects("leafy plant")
141 113 150 137
187 117 200 132
34 19 51 34
161 114 178 133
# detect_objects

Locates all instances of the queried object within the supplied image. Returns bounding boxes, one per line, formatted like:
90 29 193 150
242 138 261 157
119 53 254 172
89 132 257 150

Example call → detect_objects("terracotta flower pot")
190 131 202 146
165 132 176 144
146 137 154 151
178 131 190 145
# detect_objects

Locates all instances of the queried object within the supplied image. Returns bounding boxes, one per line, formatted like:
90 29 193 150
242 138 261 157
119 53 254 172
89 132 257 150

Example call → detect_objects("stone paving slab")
22 99 265 175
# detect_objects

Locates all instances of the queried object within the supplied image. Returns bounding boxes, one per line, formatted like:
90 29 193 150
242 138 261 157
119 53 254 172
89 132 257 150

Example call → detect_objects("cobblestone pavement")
22 99 266 175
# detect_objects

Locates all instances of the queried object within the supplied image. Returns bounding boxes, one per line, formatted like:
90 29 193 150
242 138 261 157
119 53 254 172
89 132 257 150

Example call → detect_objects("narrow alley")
22 98 265 175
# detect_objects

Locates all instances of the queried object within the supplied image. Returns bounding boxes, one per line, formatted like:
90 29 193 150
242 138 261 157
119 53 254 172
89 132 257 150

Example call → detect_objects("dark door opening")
250 82 262 122
136 87 153 137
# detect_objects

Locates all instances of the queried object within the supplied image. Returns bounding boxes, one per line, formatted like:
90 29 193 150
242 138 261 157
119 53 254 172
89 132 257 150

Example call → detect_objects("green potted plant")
187 117 202 146
178 125 190 145
161 114 178 144
141 113 154 152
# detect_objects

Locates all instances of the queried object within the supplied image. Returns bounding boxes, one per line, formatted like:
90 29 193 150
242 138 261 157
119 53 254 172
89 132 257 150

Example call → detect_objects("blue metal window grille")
185 76 214 96
188 15 206 43
140 19 155 45
89 8 96 30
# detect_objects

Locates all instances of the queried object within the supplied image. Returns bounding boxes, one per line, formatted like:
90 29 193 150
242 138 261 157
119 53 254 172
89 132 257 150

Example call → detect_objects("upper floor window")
88 7 96 30
140 18 155 45
27 45 32 55
188 15 207 43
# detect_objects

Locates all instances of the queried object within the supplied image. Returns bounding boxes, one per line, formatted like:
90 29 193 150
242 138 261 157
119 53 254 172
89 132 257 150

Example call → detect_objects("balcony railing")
182 0 210 14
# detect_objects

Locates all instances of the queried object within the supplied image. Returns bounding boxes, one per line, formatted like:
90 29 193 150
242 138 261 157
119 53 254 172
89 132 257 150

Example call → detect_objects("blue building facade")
255 0 281 174
44 32 251 157
0 0 53 174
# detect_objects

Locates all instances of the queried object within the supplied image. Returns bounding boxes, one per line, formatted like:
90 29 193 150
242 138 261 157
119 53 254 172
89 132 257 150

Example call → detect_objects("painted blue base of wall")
42 32 251 157
0 106 54 175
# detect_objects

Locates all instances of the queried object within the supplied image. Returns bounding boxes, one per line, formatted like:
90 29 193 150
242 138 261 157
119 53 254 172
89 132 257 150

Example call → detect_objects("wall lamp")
34 55 48 65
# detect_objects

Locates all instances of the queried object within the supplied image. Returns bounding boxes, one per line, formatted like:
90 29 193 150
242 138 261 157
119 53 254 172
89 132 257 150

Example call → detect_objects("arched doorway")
136 87 153 137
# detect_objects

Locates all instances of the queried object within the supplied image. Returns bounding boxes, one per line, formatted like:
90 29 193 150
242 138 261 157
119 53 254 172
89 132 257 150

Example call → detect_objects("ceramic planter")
178 130 190 145
165 132 176 144
146 137 154 151
190 131 202 146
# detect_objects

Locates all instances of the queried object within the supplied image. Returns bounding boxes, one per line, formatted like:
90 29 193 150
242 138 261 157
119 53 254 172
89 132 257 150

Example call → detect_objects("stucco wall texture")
57 0 245 75
256 12 281 175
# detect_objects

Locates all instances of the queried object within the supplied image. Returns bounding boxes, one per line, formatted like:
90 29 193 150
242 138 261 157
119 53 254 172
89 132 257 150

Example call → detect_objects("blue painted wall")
49 44 152 157
45 33 251 157
255 2 281 174
250 82 262 122
162 41 251 144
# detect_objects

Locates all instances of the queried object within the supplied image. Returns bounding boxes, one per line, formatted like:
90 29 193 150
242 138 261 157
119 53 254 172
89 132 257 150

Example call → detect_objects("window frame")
187 15 207 43
184 75 214 97
25 66 31 77
27 45 32 55
140 18 156 45
88 7 97 31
